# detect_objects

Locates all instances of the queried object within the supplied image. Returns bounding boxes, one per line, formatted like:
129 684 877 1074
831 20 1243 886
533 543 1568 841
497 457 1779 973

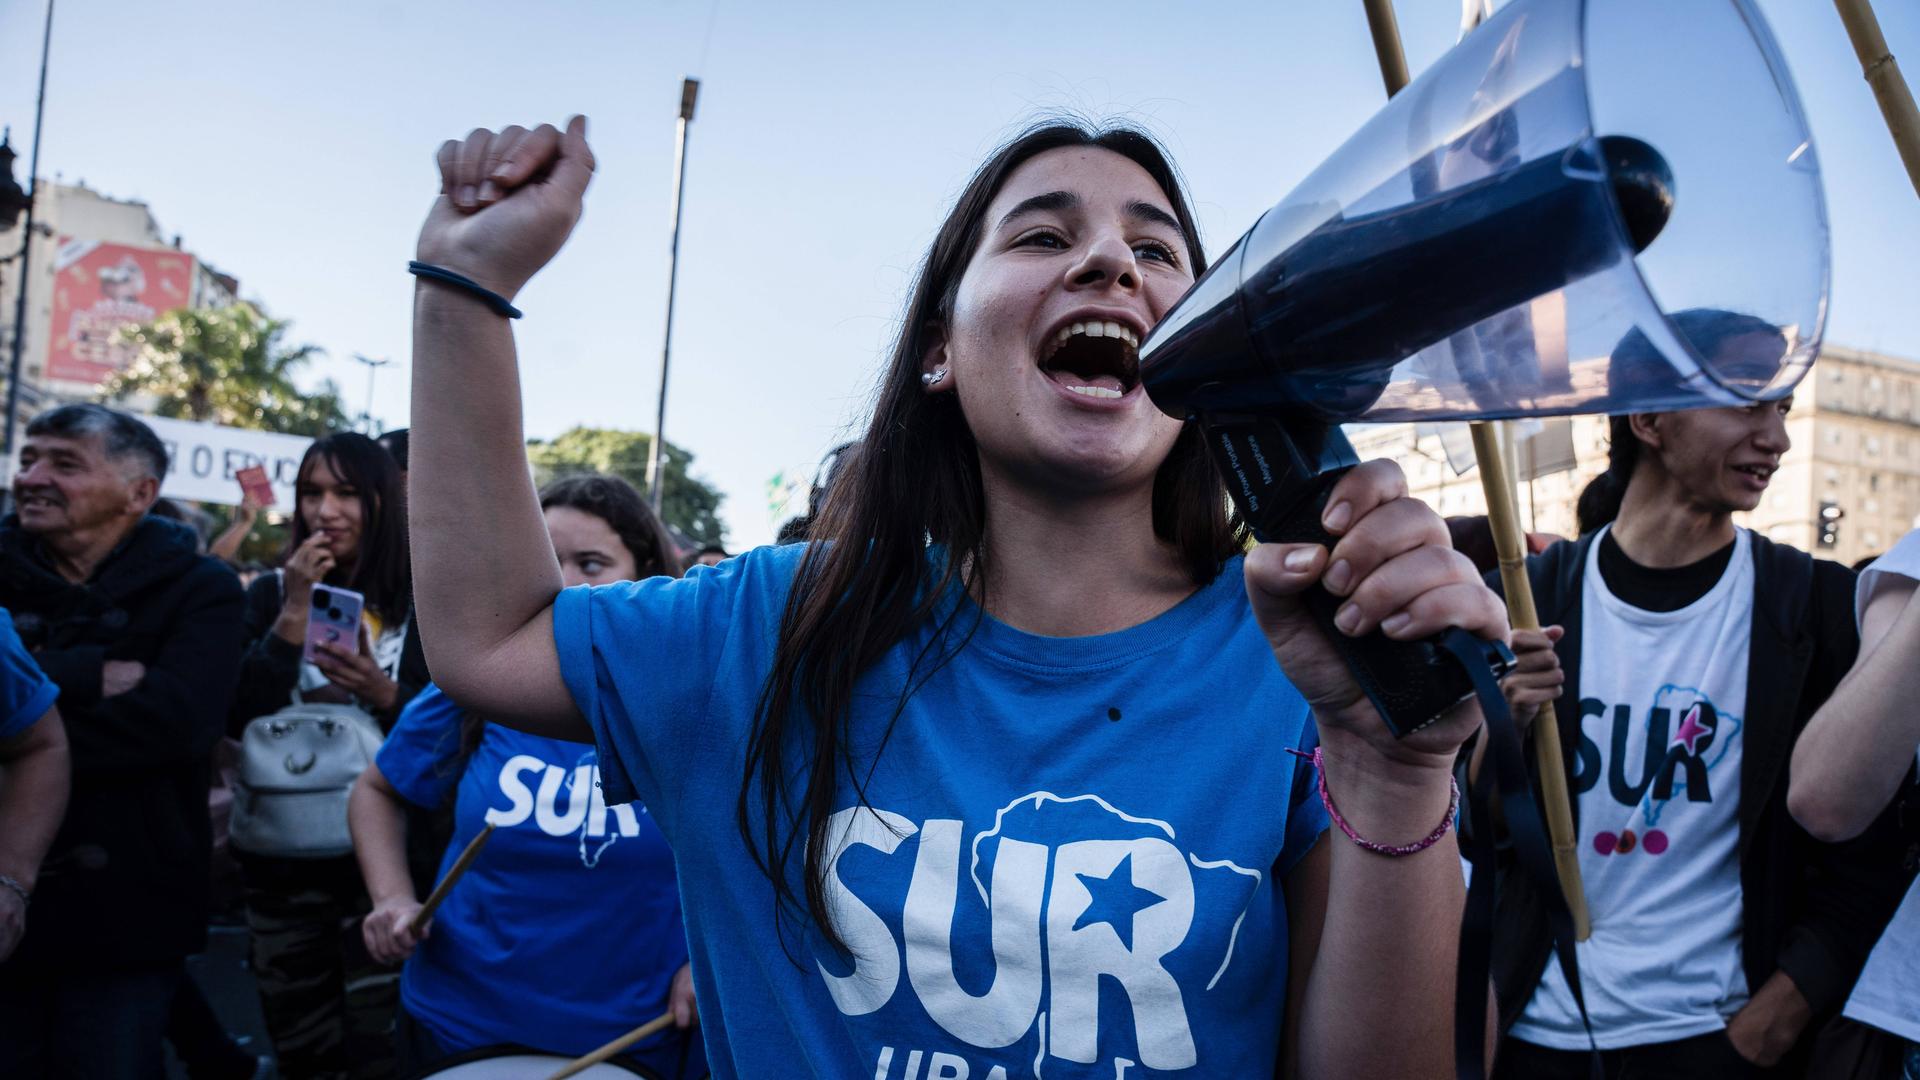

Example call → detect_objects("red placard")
235 464 276 508
46 240 196 385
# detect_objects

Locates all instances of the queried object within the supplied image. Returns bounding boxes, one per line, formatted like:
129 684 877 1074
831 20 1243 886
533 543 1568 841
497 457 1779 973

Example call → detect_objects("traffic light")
1818 501 1844 549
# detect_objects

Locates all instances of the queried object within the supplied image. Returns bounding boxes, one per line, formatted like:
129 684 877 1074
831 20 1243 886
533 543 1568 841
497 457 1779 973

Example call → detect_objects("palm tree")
102 305 350 436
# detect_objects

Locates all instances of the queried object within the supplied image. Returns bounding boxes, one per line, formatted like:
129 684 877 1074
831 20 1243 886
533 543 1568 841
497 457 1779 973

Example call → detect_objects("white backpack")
230 701 384 858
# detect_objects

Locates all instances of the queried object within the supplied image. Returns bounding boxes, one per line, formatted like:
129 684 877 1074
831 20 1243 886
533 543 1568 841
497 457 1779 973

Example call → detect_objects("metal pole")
353 354 393 434
1361 0 1592 940
3 0 56 468
645 78 699 513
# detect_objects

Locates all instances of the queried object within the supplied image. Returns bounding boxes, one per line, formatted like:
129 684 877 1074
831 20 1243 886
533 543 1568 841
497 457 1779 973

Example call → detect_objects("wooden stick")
545 1012 675 1080
1834 0 1920 200
1358 0 1591 941
1470 423 1591 940
1361 0 1413 98
408 822 495 937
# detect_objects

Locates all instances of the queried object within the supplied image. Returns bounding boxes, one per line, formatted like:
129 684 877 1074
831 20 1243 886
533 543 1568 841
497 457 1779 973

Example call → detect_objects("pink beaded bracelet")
1290 746 1459 856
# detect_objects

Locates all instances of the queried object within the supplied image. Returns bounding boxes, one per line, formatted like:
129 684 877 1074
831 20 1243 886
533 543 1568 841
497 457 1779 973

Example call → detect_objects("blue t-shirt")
556 545 1329 1079
375 684 694 1066
1 608 57 740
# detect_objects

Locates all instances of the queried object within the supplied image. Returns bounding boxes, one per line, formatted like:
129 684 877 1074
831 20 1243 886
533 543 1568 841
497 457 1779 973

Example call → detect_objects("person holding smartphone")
349 473 702 1077
228 431 428 1080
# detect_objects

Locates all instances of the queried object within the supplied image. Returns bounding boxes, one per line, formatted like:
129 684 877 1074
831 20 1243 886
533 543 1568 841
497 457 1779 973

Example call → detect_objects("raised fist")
415 116 597 300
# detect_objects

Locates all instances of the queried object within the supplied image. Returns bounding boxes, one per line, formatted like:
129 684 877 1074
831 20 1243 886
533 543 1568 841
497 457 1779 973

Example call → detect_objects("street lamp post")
353 353 393 434
3 0 57 470
644 78 700 514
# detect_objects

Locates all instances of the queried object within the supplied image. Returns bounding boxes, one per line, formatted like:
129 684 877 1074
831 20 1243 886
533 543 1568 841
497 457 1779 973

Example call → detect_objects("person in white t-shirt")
1791 526 1920 1078
1488 318 1910 1079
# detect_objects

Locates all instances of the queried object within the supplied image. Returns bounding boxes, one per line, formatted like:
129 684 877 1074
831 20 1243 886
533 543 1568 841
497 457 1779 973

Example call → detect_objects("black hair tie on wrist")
408 261 523 319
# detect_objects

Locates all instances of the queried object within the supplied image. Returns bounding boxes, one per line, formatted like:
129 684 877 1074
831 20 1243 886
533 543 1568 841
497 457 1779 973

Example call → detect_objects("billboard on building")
46 239 196 385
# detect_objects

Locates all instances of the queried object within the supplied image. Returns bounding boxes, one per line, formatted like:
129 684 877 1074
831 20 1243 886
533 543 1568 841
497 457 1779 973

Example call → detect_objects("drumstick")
544 1012 675 1080
407 822 495 937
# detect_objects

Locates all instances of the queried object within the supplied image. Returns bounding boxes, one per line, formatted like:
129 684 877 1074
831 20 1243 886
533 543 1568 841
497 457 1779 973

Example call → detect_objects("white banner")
142 414 312 508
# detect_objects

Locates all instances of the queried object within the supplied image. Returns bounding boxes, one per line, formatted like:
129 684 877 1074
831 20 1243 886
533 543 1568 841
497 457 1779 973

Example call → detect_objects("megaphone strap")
1443 627 1597 1080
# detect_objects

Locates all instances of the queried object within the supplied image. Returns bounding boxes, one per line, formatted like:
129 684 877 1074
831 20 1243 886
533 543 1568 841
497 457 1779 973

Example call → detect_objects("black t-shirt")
1596 528 1737 613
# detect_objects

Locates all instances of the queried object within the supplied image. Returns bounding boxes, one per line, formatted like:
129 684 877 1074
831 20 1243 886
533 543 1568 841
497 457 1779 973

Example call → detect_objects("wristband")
0 873 28 905
1291 746 1459 856
408 261 523 319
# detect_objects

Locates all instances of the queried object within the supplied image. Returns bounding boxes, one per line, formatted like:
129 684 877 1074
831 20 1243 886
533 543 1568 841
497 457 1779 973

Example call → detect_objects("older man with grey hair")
0 404 244 1079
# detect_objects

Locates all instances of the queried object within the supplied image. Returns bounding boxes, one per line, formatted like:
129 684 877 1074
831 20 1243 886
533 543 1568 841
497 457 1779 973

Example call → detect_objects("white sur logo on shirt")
822 792 1266 1077
484 753 644 840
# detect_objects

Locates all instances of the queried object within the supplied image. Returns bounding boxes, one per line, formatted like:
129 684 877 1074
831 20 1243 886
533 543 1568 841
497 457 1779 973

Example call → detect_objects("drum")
409 1045 660 1079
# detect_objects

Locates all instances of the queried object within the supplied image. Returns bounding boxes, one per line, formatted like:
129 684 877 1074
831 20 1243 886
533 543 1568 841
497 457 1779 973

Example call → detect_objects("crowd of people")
0 409 703 1079
0 112 1914 1080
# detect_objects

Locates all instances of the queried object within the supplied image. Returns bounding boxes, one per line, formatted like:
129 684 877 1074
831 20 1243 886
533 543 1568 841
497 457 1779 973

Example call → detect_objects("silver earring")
920 369 948 387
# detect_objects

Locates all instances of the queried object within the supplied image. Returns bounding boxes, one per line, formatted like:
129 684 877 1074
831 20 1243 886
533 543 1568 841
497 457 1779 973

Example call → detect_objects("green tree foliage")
102 306 351 436
526 426 726 546
104 305 352 562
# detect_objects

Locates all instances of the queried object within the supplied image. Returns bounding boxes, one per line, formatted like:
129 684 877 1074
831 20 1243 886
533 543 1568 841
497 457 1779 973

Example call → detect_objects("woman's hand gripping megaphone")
416 116 597 303
1246 459 1510 822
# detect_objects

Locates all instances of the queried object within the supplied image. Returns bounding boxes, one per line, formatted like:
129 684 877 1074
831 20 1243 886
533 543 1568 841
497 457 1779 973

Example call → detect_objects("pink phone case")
303 584 365 663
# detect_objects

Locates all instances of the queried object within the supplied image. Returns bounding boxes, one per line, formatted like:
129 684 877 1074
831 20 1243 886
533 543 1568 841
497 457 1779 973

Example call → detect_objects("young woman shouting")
406 115 1507 1079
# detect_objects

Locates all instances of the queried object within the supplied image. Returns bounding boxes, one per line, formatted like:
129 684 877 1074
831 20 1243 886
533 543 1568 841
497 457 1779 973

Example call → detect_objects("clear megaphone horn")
1140 0 1827 736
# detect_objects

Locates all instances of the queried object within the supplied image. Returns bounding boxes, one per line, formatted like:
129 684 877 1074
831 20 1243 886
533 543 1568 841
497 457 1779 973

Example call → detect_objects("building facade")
0 180 237 439
1349 344 1920 567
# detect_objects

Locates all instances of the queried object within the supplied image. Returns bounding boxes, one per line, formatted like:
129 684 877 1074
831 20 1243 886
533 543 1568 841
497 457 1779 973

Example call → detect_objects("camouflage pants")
240 854 398 1080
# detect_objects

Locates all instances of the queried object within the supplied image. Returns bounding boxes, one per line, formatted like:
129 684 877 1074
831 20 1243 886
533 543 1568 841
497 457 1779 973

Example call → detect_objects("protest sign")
142 414 312 508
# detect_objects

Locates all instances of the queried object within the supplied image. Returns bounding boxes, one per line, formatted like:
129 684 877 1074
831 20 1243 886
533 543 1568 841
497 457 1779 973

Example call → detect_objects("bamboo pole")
1470 424 1591 940
1361 0 1413 99
1359 0 1591 940
545 1012 675 1079
408 822 496 937
1834 0 1920 200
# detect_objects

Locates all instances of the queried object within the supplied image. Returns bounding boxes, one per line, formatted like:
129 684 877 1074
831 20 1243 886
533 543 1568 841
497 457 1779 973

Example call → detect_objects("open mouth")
1732 464 1775 482
15 493 61 512
1041 320 1141 401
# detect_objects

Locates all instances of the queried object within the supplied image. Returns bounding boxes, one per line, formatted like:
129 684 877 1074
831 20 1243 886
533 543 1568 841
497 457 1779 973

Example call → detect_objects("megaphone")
1141 0 1826 736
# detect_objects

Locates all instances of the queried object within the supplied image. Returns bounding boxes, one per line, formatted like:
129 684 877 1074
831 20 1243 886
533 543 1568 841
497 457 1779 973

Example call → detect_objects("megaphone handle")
1198 415 1512 736
1260 470 1513 738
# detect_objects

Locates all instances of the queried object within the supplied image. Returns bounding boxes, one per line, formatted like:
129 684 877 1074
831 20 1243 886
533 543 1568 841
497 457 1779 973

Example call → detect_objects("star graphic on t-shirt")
1671 702 1715 756
1072 853 1168 951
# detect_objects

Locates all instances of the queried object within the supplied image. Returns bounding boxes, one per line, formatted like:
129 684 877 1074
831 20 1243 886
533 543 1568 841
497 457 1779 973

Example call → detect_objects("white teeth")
1059 319 1128 340
1066 385 1123 400
1050 320 1140 351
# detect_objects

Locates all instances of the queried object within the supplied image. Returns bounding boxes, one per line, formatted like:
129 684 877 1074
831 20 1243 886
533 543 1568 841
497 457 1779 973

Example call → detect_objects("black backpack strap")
1746 531 1814 642
1539 532 1596 626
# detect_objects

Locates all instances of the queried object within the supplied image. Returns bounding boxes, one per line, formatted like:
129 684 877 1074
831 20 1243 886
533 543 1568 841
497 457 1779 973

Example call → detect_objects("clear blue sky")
4 1 1915 547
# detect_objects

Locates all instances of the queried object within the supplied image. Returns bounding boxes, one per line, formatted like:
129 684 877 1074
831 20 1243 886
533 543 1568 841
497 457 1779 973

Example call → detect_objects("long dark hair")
1578 309 1788 534
288 432 411 614
1576 417 1639 536
540 473 684 579
738 122 1246 955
